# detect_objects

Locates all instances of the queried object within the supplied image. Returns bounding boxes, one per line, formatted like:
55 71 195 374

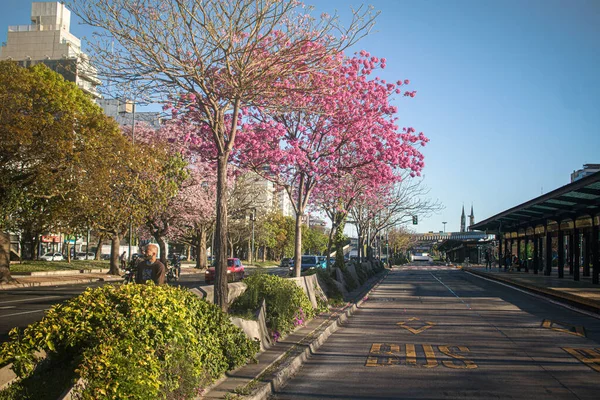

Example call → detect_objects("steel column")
569 231 574 275
498 236 503 269
593 220 599 285
533 235 539 275
583 228 591 277
517 238 522 272
574 228 580 281
558 230 564 279
545 230 552 276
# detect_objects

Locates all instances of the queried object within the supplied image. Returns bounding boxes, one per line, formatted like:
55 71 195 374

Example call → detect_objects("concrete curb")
12 268 111 276
230 268 390 400
0 276 123 291
464 268 600 314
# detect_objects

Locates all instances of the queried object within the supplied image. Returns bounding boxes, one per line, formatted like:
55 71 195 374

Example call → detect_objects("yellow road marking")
423 344 438 368
439 345 478 369
406 343 417 365
542 319 586 337
396 317 435 334
563 348 600 373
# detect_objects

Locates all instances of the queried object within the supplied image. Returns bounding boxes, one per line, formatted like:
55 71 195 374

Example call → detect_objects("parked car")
280 258 293 268
74 252 95 260
39 252 64 261
299 255 326 272
204 258 245 284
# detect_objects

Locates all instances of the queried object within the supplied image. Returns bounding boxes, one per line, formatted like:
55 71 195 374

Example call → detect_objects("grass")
246 260 280 268
10 260 109 273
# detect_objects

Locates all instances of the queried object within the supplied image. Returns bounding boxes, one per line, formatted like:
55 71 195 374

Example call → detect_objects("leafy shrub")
355 263 368 285
0 284 259 400
341 267 358 291
231 274 316 337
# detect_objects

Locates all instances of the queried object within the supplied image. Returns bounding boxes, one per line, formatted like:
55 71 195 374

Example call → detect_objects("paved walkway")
464 265 600 313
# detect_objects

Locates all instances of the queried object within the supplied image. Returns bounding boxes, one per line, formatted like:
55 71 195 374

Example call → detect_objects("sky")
1 0 599 235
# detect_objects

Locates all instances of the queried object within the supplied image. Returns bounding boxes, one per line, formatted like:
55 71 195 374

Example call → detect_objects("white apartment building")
0 2 101 99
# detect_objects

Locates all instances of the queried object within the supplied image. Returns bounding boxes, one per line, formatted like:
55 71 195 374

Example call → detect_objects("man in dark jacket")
135 244 166 285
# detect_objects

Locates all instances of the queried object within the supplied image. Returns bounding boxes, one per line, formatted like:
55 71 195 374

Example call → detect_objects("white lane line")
0 295 61 304
464 270 600 321
0 309 46 319
0 306 16 310
429 272 471 309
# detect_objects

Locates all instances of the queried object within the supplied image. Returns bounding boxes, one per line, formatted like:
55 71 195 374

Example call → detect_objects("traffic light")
412 215 418 225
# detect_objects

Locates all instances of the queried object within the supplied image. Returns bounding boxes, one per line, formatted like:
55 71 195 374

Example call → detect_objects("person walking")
135 244 166 285
485 249 492 270
119 251 127 270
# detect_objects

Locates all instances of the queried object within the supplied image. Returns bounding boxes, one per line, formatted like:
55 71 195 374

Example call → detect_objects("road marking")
0 295 60 304
366 343 477 369
396 317 435 334
563 348 600 373
423 344 438 368
541 319 586 337
405 343 417 365
439 345 478 369
0 309 46 319
0 306 16 310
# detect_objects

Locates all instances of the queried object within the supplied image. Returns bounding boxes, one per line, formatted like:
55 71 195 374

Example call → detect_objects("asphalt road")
0 266 289 343
272 264 600 400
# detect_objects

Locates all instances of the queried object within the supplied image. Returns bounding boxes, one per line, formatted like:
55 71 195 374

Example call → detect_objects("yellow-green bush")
0 284 259 399
231 274 316 338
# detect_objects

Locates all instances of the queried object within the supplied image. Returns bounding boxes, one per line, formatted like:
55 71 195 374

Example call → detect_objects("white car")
40 252 65 261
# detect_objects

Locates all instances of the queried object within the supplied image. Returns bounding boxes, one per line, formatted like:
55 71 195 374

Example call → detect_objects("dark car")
300 255 326 272
280 258 293 268
204 258 245 284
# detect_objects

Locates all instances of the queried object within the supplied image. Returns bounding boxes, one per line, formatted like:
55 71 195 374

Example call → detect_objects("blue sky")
1 0 599 234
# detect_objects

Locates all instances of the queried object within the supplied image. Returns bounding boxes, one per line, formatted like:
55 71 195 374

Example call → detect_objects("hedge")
230 273 316 339
0 284 259 400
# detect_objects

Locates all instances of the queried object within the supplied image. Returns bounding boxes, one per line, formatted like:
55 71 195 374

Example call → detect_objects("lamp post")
442 221 447 233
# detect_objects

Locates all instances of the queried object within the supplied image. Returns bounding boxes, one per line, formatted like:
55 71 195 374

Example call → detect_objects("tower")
469 204 475 230
460 205 466 233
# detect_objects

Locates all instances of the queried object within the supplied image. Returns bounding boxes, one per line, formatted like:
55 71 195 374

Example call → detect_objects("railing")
8 24 63 32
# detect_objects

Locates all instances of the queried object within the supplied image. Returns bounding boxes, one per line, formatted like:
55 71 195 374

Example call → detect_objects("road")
0 266 288 343
272 264 600 400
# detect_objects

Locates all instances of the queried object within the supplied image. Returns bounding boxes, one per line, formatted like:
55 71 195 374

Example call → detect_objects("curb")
464 268 600 314
0 276 123 291
12 268 111 277
227 268 390 400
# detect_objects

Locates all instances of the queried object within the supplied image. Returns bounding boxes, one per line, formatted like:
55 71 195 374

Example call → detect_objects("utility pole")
250 208 256 264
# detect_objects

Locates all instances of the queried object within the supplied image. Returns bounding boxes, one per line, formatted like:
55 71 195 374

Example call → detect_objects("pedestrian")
485 250 491 270
119 251 127 270
135 244 166 285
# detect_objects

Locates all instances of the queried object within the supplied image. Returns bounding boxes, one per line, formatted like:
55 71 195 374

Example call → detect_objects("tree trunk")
214 153 229 311
334 214 346 270
154 234 168 266
94 235 103 260
186 245 191 264
247 236 252 265
293 212 303 277
198 227 207 269
0 232 13 283
262 245 266 262
66 241 72 263
229 237 234 258
109 233 121 275
326 216 336 270
32 234 40 260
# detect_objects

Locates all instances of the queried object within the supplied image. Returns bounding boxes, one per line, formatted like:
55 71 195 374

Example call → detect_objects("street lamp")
442 222 447 233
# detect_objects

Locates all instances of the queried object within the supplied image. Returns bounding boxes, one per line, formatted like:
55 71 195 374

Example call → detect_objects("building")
460 205 466 232
97 99 163 129
571 164 600 182
0 2 101 99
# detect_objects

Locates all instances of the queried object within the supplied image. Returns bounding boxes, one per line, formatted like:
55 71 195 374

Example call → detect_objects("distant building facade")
97 99 163 129
571 164 600 182
0 2 101 99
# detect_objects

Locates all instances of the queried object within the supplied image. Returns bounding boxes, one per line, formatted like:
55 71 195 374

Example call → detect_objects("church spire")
469 203 475 230
460 204 466 232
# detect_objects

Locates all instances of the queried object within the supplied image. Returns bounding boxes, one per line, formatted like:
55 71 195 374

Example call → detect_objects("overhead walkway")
471 171 600 284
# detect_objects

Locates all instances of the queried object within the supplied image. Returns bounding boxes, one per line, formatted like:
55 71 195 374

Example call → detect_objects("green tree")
0 62 122 281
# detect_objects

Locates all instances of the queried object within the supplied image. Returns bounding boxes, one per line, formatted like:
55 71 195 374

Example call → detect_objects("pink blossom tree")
72 0 377 310
238 52 428 276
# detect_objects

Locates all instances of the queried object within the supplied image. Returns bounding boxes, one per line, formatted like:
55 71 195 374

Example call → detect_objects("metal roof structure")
471 171 600 233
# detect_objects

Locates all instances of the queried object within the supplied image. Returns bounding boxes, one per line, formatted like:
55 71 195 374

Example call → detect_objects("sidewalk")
463 265 600 313
0 265 205 291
